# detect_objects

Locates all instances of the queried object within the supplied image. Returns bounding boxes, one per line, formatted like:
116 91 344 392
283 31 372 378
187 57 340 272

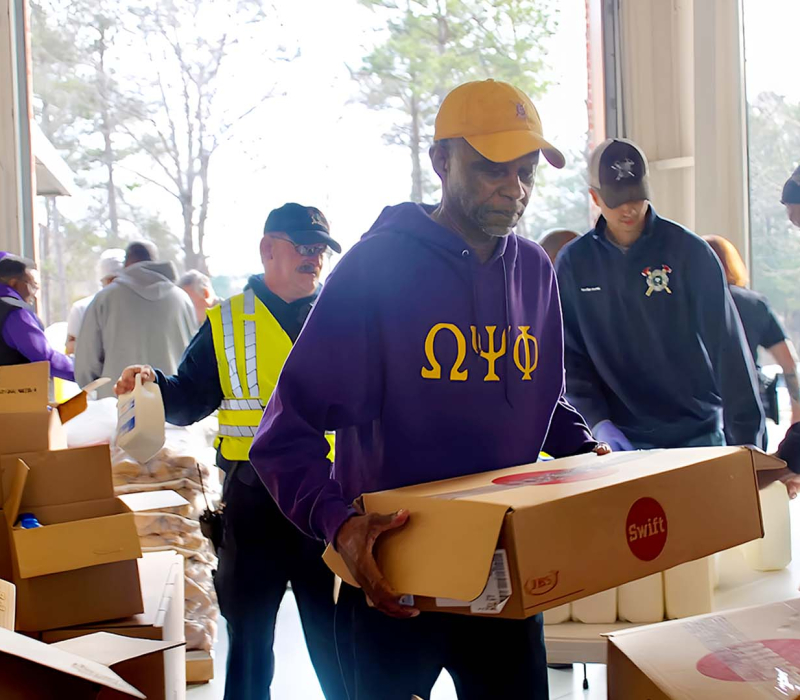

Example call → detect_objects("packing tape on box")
684 609 800 696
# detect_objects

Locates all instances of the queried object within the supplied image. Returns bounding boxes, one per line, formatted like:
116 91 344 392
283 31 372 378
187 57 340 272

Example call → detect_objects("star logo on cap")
611 158 636 181
515 103 527 119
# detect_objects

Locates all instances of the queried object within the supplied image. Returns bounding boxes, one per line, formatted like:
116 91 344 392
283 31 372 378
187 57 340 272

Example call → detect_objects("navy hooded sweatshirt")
250 202 597 543
556 206 764 448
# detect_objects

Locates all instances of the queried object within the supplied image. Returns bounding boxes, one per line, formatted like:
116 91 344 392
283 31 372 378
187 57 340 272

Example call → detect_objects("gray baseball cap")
589 138 651 209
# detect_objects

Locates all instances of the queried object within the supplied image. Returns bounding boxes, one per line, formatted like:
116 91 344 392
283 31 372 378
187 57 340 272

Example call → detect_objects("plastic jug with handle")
116 373 165 463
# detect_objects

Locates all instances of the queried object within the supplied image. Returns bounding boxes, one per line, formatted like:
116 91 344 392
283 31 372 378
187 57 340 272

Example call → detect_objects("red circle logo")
696 639 800 682
626 497 668 561
492 464 618 487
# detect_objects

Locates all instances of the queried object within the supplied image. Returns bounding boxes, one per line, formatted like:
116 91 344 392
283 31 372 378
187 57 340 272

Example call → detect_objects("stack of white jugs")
544 481 792 625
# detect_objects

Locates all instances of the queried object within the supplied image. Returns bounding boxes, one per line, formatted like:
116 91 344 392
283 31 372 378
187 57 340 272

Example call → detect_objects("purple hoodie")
250 203 596 542
0 284 74 381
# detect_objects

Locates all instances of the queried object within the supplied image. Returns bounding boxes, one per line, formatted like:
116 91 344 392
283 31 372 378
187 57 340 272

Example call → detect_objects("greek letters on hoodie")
250 203 596 543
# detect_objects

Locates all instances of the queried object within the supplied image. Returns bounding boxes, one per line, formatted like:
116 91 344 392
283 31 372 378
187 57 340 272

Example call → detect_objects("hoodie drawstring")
501 256 513 408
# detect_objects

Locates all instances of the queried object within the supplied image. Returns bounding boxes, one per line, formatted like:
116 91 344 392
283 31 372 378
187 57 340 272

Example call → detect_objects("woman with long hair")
704 236 800 442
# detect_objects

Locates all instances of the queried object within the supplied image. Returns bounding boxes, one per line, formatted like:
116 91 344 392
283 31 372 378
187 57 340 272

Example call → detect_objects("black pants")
214 463 347 700
334 583 549 700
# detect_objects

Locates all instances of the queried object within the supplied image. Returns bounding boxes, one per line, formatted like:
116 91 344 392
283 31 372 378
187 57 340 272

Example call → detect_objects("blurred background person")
65 248 125 355
75 240 196 398
179 269 219 324
705 235 800 443
0 253 74 380
538 228 580 266
782 164 800 228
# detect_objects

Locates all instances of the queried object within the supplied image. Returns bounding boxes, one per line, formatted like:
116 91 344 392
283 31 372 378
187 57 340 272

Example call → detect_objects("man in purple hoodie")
250 80 609 699
0 253 74 380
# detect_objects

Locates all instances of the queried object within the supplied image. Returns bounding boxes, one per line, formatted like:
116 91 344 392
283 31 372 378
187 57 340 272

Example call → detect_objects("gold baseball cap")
434 79 565 168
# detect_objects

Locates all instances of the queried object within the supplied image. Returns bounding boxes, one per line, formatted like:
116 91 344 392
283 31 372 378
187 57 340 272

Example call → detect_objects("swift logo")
626 497 668 561
525 570 559 596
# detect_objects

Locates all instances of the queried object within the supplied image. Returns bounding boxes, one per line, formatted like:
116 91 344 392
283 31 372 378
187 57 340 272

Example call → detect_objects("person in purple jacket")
0 253 74 381
250 80 610 700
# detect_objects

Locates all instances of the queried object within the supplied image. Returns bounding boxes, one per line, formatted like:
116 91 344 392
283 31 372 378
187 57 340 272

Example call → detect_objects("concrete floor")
187 590 607 700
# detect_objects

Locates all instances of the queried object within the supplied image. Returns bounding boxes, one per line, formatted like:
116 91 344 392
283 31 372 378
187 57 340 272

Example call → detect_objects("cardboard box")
186 650 215 684
0 362 100 456
325 447 781 619
606 597 800 699
42 551 187 700
0 628 183 699
0 445 150 631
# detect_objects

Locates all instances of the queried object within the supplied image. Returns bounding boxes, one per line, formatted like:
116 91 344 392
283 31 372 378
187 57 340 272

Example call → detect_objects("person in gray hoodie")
75 241 197 398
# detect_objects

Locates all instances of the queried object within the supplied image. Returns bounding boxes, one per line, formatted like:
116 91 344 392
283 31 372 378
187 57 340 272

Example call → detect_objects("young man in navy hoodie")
250 80 609 699
556 138 764 451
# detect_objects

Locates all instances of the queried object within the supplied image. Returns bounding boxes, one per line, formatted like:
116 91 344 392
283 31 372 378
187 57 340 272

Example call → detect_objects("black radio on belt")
197 463 225 552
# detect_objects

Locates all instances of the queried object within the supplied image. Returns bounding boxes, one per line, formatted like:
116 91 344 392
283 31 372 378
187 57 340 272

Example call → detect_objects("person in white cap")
65 248 125 355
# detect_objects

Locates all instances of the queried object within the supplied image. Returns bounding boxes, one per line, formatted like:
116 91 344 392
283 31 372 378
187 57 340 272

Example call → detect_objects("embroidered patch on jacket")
641 265 672 296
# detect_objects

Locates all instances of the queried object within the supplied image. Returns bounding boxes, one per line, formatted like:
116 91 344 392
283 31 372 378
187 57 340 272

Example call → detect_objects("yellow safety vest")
208 289 333 462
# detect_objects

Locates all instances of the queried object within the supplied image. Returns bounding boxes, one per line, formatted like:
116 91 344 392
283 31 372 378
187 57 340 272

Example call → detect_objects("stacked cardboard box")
42 551 187 700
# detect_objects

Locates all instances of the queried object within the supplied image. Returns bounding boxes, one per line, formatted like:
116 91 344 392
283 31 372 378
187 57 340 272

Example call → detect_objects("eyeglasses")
270 236 332 258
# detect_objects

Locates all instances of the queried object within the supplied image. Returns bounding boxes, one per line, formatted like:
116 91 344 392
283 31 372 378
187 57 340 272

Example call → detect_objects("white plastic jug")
617 574 664 623
741 481 792 572
542 603 571 625
116 373 166 463
571 588 617 623
664 557 714 619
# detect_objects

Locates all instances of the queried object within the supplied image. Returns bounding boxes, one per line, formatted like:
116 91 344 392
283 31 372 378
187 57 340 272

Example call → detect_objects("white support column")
618 0 696 229
692 0 749 264
0 0 34 257
616 0 749 264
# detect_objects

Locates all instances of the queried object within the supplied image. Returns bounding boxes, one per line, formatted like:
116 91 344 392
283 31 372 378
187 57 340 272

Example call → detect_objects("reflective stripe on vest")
208 289 292 461
208 290 334 462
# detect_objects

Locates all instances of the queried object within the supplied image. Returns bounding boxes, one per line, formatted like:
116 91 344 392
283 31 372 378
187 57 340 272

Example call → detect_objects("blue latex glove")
593 420 634 452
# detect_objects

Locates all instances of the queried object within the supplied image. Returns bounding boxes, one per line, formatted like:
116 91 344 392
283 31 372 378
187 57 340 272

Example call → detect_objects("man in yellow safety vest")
114 203 345 700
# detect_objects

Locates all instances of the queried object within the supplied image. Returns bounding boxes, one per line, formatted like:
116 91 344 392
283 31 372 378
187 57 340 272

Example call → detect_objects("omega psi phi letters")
421 323 539 382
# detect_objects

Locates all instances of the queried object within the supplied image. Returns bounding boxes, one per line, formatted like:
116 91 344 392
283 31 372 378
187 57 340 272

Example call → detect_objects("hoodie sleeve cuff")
319 503 358 547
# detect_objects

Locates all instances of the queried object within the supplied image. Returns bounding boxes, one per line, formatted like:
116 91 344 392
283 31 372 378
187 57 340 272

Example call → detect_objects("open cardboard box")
1 445 186 631
0 628 184 699
0 362 107 456
325 447 784 619
606 597 800 699
42 551 187 700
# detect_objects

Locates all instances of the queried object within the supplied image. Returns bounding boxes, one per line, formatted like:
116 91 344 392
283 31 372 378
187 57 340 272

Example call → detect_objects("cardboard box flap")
0 362 49 413
52 631 184 666
118 490 189 513
325 493 509 602
56 378 110 425
12 511 142 579
1 445 115 507
369 450 739 510
0 628 144 698
3 460 28 528
749 446 787 472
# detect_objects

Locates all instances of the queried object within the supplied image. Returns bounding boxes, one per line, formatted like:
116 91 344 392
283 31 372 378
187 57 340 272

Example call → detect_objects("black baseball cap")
589 138 651 209
263 203 342 254
781 166 800 205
